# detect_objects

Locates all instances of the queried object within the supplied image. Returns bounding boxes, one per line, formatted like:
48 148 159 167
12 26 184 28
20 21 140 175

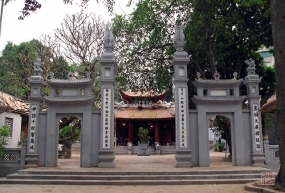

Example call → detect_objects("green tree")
0 39 72 102
59 124 80 159
137 127 151 144
112 0 273 104
0 125 11 156
113 0 191 93
211 116 232 154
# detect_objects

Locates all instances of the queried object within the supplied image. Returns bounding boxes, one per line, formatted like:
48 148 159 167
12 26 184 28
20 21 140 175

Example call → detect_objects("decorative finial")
86 71 91 79
233 72 237 80
245 58 256 74
33 60 43 75
67 72 74 79
213 71 221 80
173 25 185 51
103 26 114 52
50 72 54 79
196 72 201 80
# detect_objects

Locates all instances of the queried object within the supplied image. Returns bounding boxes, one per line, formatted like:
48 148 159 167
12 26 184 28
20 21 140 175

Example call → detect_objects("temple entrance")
58 116 81 163
208 115 233 165
115 118 175 154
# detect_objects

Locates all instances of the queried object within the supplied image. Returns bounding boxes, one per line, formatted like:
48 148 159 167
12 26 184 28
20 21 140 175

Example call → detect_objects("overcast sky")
0 0 133 52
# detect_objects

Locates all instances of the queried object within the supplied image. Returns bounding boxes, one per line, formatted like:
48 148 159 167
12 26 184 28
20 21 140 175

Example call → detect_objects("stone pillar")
26 61 45 167
81 112 92 167
128 121 133 143
172 26 192 168
45 112 57 167
264 139 270 165
243 58 265 166
155 120 159 143
98 27 116 168
233 110 245 166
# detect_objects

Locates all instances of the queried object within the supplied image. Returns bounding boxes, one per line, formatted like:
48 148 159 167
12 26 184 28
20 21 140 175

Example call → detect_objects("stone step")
0 168 268 185
16 169 270 175
0 178 260 185
6 173 262 180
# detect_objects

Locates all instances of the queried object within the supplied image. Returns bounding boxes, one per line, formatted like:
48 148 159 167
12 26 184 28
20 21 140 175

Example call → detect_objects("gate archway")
25 27 265 169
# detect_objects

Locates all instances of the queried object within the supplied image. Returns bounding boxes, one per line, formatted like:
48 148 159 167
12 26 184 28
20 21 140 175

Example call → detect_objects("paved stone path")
0 184 253 193
0 151 259 193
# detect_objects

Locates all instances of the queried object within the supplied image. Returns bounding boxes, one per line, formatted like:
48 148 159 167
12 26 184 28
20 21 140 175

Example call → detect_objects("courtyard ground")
0 151 265 193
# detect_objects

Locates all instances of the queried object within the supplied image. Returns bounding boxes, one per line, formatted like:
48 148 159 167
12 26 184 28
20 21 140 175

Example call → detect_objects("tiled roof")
115 107 175 119
261 96 276 113
0 91 29 114
120 90 166 98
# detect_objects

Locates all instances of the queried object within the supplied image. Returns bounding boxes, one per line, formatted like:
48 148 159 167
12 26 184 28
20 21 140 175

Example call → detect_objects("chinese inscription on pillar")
253 104 261 151
178 87 187 148
29 105 37 152
102 88 111 148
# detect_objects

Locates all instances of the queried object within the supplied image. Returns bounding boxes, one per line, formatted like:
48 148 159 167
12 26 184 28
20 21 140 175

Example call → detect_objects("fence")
264 139 280 172
0 142 26 176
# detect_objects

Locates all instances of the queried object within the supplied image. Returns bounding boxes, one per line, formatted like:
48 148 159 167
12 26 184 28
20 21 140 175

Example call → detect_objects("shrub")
0 125 12 155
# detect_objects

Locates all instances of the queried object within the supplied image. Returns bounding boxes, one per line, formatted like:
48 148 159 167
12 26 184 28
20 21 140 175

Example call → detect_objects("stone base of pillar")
175 149 192 168
98 149 115 168
252 152 266 167
25 154 39 168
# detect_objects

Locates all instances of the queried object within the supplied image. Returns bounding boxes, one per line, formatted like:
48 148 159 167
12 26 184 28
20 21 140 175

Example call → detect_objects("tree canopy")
112 0 273 105
0 39 71 102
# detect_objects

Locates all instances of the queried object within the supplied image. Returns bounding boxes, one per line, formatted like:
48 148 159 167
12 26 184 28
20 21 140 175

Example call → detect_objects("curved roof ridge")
119 90 167 98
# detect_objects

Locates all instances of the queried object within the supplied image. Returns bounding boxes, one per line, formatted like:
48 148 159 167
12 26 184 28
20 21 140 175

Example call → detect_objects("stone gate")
25 26 265 168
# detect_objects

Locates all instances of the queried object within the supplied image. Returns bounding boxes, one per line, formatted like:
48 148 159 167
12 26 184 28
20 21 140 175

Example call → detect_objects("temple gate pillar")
26 61 45 167
243 59 265 166
172 26 192 168
98 27 116 168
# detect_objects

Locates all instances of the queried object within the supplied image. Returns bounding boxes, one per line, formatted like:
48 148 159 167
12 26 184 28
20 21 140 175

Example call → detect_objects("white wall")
0 112 22 148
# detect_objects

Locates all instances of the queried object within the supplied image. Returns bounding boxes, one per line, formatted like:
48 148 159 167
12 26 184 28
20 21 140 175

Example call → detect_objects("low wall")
0 145 26 177
264 140 280 172
115 145 175 155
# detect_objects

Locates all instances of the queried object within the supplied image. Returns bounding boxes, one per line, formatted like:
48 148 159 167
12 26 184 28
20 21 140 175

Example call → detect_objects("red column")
128 120 133 143
155 120 159 143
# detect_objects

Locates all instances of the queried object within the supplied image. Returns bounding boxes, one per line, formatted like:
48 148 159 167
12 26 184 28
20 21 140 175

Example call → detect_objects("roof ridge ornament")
67 72 74 79
173 25 185 51
50 72 54 79
213 71 221 80
103 26 114 52
196 72 201 80
86 71 91 79
233 72 238 80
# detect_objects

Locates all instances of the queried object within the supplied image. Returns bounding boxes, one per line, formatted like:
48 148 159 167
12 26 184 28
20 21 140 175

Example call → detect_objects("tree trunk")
0 0 4 36
271 0 285 190
63 140 72 159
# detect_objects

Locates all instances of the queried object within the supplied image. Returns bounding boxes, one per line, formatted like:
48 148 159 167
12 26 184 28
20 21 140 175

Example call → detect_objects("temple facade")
114 91 175 147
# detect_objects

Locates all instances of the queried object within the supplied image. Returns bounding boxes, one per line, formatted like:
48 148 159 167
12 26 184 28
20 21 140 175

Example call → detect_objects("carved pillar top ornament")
173 25 186 51
103 26 114 52
245 58 256 75
33 60 43 76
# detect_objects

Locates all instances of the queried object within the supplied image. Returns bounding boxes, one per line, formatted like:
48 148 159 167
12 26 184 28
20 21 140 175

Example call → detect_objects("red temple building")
114 91 175 147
